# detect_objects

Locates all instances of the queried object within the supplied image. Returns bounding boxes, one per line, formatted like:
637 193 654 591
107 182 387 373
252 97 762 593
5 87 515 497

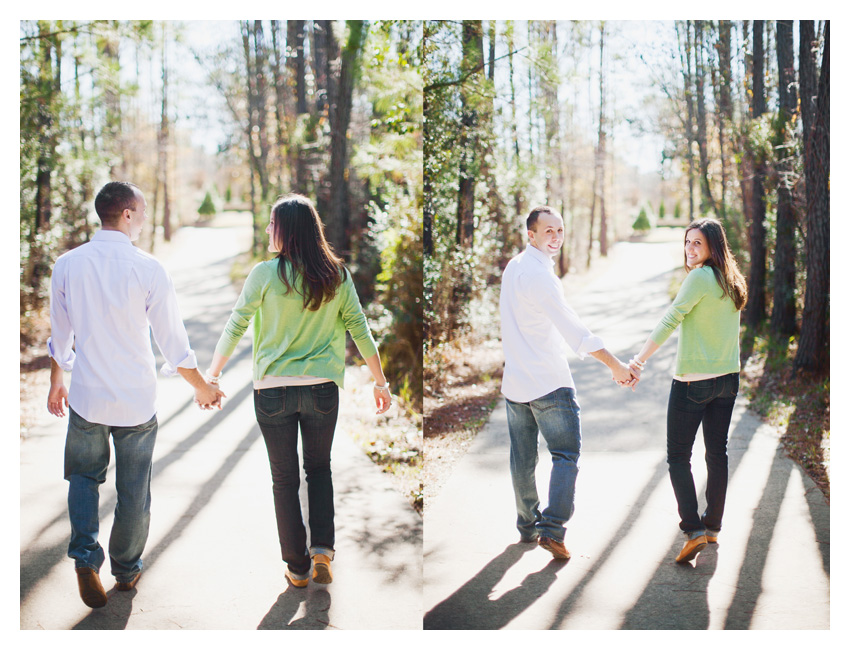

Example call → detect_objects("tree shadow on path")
258 586 332 629
424 544 567 630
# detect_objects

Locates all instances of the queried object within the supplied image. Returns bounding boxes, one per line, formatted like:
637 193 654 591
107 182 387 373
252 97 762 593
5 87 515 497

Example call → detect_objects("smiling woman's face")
684 228 711 268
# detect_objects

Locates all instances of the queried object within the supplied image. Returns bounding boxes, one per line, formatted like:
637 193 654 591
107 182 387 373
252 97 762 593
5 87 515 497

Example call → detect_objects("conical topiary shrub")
198 192 216 220
632 207 651 232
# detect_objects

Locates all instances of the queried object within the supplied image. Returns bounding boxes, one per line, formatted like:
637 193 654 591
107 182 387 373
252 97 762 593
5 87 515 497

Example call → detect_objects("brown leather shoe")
538 536 571 560
115 572 141 591
76 567 108 608
675 534 707 563
285 568 308 588
312 554 333 584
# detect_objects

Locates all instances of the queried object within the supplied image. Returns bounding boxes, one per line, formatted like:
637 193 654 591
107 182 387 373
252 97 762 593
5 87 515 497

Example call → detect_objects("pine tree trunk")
744 20 768 329
770 20 798 339
694 21 716 217
455 20 483 249
794 21 830 374
328 20 367 256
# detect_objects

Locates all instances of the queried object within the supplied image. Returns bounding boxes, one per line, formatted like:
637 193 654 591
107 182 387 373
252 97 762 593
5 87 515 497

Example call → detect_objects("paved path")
424 232 830 630
20 214 422 630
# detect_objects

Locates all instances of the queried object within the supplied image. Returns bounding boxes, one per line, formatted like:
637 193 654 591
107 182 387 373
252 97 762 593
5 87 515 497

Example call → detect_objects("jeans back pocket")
311 382 339 415
256 387 287 418
686 380 716 405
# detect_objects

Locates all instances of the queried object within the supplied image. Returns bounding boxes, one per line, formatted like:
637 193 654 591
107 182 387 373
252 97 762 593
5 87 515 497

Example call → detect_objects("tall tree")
676 20 697 221
770 19 798 338
588 21 608 267
795 21 829 374
712 21 734 224
327 20 368 255
694 20 717 216
23 21 62 305
455 20 483 249
743 20 768 330
287 20 307 115
153 21 172 245
242 20 272 255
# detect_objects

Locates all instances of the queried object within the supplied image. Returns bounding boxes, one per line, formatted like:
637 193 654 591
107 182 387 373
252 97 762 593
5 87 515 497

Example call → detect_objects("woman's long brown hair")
270 194 346 311
684 218 748 311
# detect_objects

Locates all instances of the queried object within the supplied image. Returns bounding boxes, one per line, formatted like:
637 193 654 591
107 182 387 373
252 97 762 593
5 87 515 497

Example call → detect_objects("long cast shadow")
721 447 792 630
19 364 253 605
545 458 670 629
616 412 790 629
424 544 565 630
67 416 262 629
258 587 332 629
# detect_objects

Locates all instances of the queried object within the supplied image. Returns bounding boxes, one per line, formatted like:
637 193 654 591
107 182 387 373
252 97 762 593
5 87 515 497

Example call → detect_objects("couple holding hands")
500 206 747 564
47 182 390 607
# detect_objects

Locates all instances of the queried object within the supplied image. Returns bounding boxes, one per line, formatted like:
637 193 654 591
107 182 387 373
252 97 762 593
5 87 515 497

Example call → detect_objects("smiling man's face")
528 212 564 258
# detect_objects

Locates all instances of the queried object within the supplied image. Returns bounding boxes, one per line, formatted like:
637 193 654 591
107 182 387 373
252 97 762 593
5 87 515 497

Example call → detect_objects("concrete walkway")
20 214 422 630
424 233 830 630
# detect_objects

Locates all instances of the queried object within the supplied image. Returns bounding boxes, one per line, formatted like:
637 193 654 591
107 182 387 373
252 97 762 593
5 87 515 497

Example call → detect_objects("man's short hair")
94 182 139 226
526 205 559 231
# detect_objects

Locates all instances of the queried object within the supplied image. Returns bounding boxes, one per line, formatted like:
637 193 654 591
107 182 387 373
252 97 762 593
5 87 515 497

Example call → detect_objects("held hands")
611 360 640 391
195 381 226 411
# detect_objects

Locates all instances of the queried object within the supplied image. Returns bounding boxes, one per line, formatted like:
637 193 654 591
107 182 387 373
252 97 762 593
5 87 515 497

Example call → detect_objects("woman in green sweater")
629 218 747 564
207 194 391 588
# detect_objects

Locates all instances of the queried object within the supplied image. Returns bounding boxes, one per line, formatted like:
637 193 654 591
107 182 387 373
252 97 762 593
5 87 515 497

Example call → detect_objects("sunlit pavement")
424 233 830 630
20 215 422 630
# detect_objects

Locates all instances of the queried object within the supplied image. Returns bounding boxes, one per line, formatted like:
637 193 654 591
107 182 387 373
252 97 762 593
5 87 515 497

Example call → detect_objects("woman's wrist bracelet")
374 382 390 391
204 369 222 384
629 358 646 370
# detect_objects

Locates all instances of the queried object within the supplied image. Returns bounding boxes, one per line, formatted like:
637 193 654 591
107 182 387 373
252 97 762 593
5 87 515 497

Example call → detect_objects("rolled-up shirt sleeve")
146 264 197 376
524 272 604 359
47 258 76 371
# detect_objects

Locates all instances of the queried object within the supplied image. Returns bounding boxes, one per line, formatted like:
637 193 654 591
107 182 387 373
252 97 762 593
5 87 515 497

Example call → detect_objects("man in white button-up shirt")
500 206 635 560
46 181 225 608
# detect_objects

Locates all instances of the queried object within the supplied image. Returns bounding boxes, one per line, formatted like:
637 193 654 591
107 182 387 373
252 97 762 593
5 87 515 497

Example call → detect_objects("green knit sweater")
215 260 378 387
650 265 741 376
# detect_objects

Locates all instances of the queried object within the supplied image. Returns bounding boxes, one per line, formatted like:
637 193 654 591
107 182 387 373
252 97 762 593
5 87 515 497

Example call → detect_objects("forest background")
14 14 834 514
18 19 424 509
422 19 830 505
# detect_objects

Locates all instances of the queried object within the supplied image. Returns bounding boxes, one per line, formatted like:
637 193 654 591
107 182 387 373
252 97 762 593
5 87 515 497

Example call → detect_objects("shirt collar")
525 243 555 268
92 229 134 245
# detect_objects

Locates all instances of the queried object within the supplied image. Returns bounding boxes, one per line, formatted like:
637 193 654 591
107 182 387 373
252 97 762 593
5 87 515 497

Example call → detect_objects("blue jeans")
666 373 739 533
64 408 157 582
505 387 582 543
254 382 339 578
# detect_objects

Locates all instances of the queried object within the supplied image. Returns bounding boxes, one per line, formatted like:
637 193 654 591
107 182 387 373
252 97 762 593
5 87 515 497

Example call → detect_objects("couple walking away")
46 181 391 608
500 206 746 564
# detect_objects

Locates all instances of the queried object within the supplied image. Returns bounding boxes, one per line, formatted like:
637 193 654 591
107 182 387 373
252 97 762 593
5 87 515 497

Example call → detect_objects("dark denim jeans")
254 382 339 578
64 408 157 582
505 387 581 543
666 373 739 533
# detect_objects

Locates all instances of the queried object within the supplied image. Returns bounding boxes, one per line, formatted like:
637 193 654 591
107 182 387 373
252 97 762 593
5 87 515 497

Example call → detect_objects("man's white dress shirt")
47 230 197 426
500 244 604 403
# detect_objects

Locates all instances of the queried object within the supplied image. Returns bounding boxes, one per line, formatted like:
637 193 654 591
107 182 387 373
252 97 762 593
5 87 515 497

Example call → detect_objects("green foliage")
632 207 651 232
657 200 666 220
20 20 128 317
197 191 217 216
350 20 424 412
